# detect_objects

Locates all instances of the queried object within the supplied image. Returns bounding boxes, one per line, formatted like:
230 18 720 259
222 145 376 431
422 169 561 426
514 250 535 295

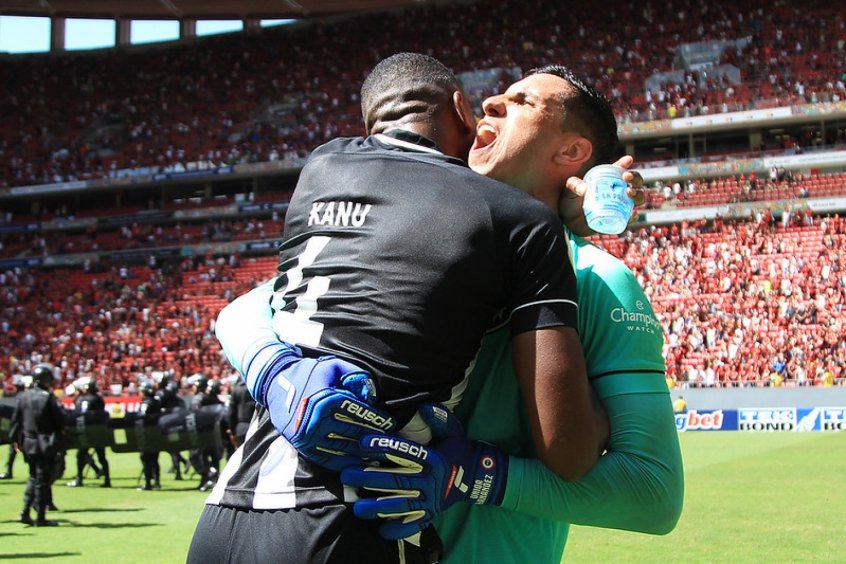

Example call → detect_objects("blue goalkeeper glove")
340 403 508 540
250 342 398 472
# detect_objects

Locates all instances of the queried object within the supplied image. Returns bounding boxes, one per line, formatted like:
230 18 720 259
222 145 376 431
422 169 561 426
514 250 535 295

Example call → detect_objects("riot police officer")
226 375 256 450
154 371 189 480
187 374 222 492
138 379 162 491
67 377 111 488
0 374 26 480
9 364 65 526
204 378 226 487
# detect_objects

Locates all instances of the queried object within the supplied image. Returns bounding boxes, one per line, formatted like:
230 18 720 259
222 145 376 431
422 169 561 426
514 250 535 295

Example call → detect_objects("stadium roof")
0 0 425 20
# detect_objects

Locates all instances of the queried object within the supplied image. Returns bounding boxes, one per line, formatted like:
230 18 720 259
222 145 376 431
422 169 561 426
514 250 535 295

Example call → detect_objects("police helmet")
187 373 208 392
12 374 25 390
77 376 96 393
32 364 55 390
139 379 156 397
151 370 169 386
207 379 221 396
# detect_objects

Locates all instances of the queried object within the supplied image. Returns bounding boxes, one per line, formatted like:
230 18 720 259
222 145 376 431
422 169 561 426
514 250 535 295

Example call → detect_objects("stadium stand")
3 213 845 391
0 0 845 188
1 0 845 395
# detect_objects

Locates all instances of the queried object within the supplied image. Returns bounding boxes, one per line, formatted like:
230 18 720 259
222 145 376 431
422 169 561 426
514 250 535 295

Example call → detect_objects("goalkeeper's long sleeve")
501 387 683 534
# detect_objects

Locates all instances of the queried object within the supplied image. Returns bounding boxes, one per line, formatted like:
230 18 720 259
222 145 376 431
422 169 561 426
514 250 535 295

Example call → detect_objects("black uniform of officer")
67 377 111 488
9 365 65 526
227 377 256 449
68 377 112 488
0 375 26 480
155 372 188 480
138 380 162 491
188 375 222 491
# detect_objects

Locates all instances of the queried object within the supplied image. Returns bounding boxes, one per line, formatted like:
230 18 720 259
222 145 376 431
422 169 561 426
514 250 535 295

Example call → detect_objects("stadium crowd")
645 170 846 209
2 213 845 394
0 256 253 392
1 0 845 188
0 216 285 259
614 213 846 388
2 169 845 257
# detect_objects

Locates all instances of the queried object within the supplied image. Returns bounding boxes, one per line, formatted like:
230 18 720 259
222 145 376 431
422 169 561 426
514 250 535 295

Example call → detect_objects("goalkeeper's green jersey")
433 232 683 563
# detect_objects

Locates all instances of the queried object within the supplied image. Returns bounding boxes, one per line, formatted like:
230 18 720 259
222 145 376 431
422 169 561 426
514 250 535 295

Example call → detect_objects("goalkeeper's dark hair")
526 65 620 170
361 52 462 135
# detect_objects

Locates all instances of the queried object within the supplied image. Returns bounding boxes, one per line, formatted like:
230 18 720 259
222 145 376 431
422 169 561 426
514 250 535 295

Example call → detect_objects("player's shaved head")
361 52 463 135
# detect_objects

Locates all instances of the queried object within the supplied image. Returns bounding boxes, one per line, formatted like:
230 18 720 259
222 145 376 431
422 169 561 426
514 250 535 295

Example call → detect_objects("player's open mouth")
472 122 497 151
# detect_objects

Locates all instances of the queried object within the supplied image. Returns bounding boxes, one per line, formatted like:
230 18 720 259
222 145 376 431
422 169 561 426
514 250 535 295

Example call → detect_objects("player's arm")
507 208 603 481
511 326 601 481
502 386 683 534
342 386 680 540
214 276 397 471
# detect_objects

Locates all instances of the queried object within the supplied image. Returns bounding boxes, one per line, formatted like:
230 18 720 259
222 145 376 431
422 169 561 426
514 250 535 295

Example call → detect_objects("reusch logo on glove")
367 436 429 460
340 400 395 430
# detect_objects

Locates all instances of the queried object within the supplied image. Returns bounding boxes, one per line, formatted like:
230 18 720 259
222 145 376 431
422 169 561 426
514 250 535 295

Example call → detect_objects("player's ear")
554 134 593 171
452 90 476 135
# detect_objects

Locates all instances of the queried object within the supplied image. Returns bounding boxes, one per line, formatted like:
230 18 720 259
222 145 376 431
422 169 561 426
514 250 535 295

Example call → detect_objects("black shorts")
187 504 442 564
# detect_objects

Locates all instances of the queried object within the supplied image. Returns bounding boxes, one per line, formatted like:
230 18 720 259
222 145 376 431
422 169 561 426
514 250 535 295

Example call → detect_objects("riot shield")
64 408 114 450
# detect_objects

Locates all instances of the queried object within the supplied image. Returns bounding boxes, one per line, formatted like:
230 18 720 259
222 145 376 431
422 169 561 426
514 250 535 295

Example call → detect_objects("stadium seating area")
1 170 844 260
599 213 846 387
1 0 845 396
0 216 285 259
0 254 273 392
646 171 846 209
2 212 844 392
1 0 845 188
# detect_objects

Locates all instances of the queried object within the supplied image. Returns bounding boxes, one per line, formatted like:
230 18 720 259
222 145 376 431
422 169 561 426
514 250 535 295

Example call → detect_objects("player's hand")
559 155 645 237
264 351 398 472
341 403 508 540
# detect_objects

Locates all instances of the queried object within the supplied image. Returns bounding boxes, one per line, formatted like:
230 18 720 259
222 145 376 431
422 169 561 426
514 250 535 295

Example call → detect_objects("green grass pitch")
1 432 844 562
565 432 846 563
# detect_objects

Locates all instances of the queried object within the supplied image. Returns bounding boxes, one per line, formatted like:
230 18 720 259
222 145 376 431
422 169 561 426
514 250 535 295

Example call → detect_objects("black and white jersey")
208 129 578 511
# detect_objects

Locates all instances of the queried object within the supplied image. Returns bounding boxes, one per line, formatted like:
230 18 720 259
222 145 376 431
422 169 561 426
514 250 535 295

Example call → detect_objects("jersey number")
270 236 331 348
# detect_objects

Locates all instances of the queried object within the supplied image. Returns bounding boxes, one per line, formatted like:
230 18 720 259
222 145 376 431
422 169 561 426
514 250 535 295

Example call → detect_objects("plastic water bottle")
582 164 634 235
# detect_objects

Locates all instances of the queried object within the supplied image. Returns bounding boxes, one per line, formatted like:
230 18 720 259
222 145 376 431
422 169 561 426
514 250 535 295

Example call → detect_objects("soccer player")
188 53 601 563
211 64 683 562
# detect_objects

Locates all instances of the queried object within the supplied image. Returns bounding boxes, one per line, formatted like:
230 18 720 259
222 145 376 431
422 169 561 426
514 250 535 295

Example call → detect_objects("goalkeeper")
340 69 684 560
